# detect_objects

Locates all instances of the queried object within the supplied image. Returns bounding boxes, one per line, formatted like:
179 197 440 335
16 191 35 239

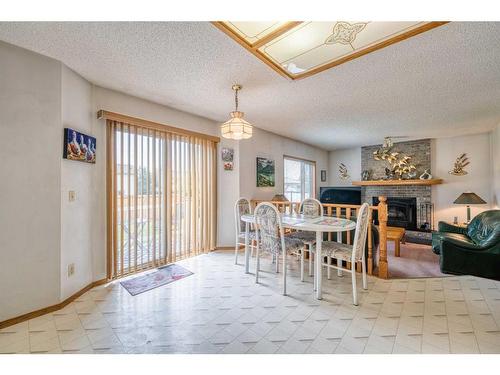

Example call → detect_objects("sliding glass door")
284 156 316 202
107 120 216 279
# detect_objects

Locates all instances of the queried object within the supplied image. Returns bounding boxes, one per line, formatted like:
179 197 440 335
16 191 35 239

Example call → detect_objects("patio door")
106 119 217 279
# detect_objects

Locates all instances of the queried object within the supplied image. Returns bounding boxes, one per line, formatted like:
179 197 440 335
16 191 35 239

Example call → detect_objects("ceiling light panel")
214 21 448 79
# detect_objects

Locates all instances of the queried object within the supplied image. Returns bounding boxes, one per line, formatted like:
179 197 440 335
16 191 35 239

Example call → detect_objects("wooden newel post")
378 196 389 279
367 209 373 275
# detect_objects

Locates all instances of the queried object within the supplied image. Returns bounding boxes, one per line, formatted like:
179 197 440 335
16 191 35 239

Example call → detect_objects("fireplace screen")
372 197 434 231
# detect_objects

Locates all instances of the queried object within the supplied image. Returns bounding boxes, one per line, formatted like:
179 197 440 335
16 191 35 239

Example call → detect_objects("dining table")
240 212 356 300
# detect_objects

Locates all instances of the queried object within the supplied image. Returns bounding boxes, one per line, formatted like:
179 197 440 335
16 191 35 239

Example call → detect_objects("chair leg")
282 251 287 296
337 259 343 277
300 250 305 282
362 258 367 290
313 260 317 292
327 256 331 280
234 241 239 265
352 269 358 306
255 244 260 284
251 240 255 258
308 247 313 277
275 253 279 273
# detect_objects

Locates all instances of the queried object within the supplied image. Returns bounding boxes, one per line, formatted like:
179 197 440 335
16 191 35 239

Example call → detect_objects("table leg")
316 231 323 300
395 240 400 257
244 222 250 274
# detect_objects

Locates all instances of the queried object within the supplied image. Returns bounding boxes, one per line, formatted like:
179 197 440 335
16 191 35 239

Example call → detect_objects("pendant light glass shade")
221 111 253 140
221 85 253 140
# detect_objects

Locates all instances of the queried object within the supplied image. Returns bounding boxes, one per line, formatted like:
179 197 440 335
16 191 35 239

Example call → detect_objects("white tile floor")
1 250 500 354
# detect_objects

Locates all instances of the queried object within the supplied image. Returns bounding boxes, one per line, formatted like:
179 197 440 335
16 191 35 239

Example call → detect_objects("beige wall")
432 132 493 224
0 41 62 320
60 66 95 300
238 127 329 201
492 123 500 208
328 147 361 186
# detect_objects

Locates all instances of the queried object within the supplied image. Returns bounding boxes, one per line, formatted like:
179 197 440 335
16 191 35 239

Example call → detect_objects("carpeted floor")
386 241 447 279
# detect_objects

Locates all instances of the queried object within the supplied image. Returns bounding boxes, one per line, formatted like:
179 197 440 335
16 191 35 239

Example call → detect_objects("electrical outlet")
69 191 76 202
68 263 75 277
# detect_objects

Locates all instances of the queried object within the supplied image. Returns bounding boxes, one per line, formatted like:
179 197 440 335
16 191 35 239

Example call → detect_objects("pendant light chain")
234 86 239 111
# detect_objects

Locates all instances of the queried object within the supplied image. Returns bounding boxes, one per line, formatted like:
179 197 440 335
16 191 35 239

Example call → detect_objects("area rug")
120 264 193 296
387 242 448 279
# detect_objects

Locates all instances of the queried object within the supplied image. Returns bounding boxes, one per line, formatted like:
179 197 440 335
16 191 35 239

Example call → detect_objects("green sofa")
432 209 500 279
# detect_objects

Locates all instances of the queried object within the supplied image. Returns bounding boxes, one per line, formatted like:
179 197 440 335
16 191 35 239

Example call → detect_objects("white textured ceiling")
0 22 499 150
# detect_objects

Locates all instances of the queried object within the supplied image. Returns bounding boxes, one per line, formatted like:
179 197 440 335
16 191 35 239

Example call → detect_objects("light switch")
69 190 76 202
68 263 75 277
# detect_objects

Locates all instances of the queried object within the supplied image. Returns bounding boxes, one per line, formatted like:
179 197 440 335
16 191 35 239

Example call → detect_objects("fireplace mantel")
352 179 443 186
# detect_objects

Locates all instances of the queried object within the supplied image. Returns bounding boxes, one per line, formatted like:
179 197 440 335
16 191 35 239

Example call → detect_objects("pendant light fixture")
221 84 253 140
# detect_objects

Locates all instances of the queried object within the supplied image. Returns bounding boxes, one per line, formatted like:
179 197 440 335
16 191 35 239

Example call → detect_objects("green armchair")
432 210 500 279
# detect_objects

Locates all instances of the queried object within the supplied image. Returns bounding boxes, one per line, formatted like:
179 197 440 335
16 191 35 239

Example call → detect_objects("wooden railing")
251 196 389 279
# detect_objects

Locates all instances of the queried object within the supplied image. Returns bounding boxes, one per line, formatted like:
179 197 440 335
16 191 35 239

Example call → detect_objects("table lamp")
453 192 486 223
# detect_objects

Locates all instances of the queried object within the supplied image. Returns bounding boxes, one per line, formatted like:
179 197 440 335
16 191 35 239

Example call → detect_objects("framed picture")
221 147 234 171
63 128 96 164
256 157 275 187
321 170 327 182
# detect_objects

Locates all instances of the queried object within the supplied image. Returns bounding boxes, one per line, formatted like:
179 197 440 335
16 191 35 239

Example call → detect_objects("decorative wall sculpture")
449 153 469 176
339 163 349 179
372 137 417 180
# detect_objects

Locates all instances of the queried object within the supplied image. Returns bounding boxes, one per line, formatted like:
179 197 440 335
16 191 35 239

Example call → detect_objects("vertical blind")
106 119 217 279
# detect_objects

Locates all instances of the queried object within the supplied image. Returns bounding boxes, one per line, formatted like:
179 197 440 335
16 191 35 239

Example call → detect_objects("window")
284 156 316 202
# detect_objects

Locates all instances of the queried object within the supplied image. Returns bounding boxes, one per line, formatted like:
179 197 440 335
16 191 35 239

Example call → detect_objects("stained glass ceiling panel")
222 22 290 46
213 21 447 79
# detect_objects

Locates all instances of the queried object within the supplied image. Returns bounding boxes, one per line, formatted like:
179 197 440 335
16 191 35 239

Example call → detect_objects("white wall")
328 147 361 186
432 133 493 224
60 66 94 300
238 127 329 201
0 41 62 320
217 139 240 247
492 123 500 208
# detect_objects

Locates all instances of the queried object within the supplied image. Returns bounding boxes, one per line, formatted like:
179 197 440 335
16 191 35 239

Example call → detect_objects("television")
319 186 361 205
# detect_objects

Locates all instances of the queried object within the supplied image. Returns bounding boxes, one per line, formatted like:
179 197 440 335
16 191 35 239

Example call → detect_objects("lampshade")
221 84 253 140
221 111 253 140
271 194 289 202
453 192 487 205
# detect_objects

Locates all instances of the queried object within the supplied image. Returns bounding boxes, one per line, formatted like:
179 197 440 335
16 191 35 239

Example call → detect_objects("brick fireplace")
361 139 433 244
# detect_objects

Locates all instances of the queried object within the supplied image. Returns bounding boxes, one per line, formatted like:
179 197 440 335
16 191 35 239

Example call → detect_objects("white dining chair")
286 198 323 282
253 202 303 295
234 197 257 265
320 203 370 305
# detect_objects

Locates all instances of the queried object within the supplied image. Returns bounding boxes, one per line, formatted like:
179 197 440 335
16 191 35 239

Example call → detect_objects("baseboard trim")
0 278 108 330
215 246 237 251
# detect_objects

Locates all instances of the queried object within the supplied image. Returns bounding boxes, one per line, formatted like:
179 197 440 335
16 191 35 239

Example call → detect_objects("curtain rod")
97 110 220 143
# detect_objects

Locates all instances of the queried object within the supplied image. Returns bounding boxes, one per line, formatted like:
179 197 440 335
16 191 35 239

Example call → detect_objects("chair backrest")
234 198 251 236
351 203 370 261
299 198 323 217
254 202 284 255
